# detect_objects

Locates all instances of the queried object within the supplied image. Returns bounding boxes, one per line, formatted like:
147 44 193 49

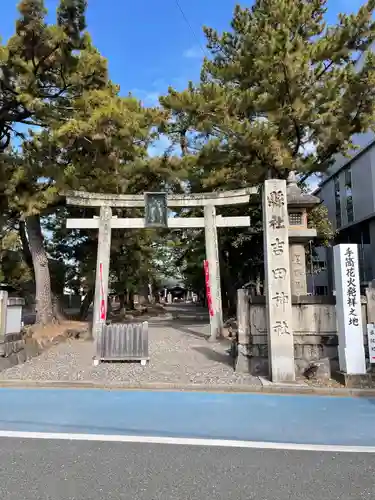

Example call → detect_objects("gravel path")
0 314 260 387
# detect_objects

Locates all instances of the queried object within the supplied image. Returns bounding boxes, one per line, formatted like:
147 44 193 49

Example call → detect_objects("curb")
0 328 87 374
0 379 375 397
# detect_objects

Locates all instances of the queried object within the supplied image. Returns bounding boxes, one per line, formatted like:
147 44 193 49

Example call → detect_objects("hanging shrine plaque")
144 192 168 228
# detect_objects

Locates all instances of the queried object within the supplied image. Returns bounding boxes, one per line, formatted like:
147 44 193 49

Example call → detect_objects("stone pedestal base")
303 357 331 382
235 344 270 376
334 372 375 388
235 344 250 373
248 356 270 376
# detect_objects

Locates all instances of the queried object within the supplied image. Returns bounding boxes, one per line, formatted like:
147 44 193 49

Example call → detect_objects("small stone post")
365 280 375 324
93 205 112 342
263 179 295 382
333 243 366 374
0 290 8 356
289 244 307 295
204 204 223 341
365 281 375 372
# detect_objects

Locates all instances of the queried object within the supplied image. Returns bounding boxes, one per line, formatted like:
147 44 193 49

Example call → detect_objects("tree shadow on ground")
171 323 211 340
147 319 211 340
192 346 234 368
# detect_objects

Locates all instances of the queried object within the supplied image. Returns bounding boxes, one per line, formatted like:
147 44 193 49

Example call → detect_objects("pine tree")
6 86 167 324
0 0 109 324
1 0 170 325
160 0 368 307
0 0 107 150
161 0 375 184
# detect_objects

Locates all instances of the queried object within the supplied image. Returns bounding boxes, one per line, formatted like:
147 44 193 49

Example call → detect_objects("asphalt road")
1 388 375 499
0 438 374 500
0 388 375 446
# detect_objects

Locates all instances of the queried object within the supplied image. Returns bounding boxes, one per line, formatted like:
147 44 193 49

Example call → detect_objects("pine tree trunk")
79 287 94 320
25 215 54 325
128 290 135 310
19 220 34 272
220 253 237 316
119 293 126 314
107 296 112 316
52 293 66 322
119 293 125 309
139 283 150 304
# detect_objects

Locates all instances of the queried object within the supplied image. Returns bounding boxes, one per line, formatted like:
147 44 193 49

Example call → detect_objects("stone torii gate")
66 188 256 342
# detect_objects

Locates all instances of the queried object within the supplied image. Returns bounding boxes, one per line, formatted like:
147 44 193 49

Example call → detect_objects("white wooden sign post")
66 189 256 342
333 244 366 374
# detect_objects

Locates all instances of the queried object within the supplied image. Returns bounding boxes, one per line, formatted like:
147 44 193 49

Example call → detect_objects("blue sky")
0 0 369 159
0 0 367 104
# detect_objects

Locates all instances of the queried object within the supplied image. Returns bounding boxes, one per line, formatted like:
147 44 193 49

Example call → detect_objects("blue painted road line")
0 388 374 446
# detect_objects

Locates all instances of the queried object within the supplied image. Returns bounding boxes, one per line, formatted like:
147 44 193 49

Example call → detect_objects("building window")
289 212 302 225
313 260 326 273
334 176 341 228
345 168 354 223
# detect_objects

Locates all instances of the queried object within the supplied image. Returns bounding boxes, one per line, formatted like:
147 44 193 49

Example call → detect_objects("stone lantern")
286 172 320 296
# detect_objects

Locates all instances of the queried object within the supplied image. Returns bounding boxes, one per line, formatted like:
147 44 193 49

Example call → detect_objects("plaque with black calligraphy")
272 320 291 336
267 190 285 208
344 247 359 327
272 292 289 311
270 237 284 256
333 243 366 374
263 180 294 354
272 267 287 280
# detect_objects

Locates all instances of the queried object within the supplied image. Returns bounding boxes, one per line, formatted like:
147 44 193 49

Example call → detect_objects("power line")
174 0 208 58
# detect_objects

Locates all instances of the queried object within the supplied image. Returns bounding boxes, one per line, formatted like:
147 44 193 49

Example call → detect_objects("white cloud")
131 88 161 107
143 92 160 106
183 46 203 59
131 76 189 110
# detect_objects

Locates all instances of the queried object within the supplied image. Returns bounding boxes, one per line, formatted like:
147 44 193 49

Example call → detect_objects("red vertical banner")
99 262 106 320
203 260 214 318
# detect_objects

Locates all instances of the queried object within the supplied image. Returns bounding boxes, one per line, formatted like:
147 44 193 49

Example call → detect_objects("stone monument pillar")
286 172 319 296
263 179 295 382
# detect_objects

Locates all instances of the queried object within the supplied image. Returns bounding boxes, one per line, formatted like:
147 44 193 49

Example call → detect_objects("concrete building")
307 47 375 295
307 131 375 294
